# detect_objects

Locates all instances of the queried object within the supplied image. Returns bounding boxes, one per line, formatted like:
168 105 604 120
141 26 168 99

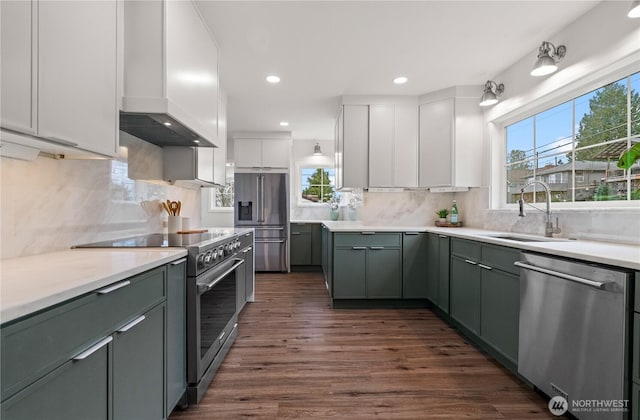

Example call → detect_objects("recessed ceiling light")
163 121 172 126
393 76 408 84
279 121 289 126
193 140 200 144
266 75 281 84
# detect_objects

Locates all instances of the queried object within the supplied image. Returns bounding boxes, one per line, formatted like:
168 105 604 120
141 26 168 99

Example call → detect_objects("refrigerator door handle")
259 174 265 223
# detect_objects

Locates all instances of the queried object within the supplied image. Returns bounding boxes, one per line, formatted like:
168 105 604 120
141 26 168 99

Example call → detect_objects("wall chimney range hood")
119 112 216 148
122 0 220 149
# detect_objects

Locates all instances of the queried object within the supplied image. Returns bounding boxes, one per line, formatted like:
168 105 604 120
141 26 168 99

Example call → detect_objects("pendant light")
629 0 640 17
313 142 322 156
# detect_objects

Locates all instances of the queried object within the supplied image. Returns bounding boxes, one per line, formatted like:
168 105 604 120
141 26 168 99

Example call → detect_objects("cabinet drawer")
1 266 166 401
481 244 521 275
290 223 312 234
334 232 401 247
451 238 481 260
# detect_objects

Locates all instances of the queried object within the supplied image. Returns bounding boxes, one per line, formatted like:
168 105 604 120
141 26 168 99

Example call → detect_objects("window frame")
296 164 336 207
491 61 640 211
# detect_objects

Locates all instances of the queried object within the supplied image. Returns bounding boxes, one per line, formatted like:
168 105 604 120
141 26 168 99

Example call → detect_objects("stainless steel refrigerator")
234 173 289 271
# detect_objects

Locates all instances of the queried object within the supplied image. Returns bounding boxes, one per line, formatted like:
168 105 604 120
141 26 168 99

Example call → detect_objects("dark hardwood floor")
170 271 557 419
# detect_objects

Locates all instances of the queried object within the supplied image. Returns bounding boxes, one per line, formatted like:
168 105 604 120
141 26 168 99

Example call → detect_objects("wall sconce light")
628 0 640 17
531 41 567 76
479 80 504 107
313 142 322 156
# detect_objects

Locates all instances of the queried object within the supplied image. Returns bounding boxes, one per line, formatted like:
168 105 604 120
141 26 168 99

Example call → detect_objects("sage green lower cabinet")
426 233 450 312
367 247 402 298
166 258 187 414
450 255 481 334
449 238 520 368
480 268 519 364
290 223 312 265
113 303 165 420
402 233 428 298
1 262 179 419
291 223 322 267
633 382 639 420
333 247 367 298
321 224 333 296
332 233 402 300
1 342 109 420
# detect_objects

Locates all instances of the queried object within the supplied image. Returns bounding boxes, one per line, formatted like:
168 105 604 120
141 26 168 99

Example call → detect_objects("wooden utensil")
169 201 179 216
162 201 171 215
177 201 181 216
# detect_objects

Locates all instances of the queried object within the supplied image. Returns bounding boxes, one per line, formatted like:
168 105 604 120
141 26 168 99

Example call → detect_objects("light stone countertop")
289 219 330 224
321 221 640 271
1 248 188 324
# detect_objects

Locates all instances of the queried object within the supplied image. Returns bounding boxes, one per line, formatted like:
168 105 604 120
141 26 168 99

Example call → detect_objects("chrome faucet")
518 180 561 238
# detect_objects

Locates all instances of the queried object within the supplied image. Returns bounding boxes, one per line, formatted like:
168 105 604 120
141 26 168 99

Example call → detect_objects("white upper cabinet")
212 91 227 186
337 97 419 189
0 0 119 158
123 0 219 146
419 88 483 188
234 137 291 171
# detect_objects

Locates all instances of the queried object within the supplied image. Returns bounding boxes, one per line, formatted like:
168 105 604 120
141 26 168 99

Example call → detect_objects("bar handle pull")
73 336 112 361
478 264 493 270
170 258 187 265
514 261 610 289
117 315 146 333
464 259 478 265
97 280 131 294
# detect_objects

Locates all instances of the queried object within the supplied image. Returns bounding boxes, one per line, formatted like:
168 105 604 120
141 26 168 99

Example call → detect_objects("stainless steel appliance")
516 252 630 420
234 173 288 271
74 230 248 405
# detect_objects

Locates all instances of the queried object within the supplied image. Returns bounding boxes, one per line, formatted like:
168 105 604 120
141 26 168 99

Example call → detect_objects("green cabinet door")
437 235 451 312
450 255 481 334
480 268 519 364
403 233 428 298
333 247 367 298
113 303 165 420
368 248 402 298
1 340 109 420
311 224 323 265
425 233 439 303
290 224 312 265
167 259 187 414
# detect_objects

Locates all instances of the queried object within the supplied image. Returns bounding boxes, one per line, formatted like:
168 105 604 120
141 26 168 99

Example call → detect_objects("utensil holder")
168 215 182 233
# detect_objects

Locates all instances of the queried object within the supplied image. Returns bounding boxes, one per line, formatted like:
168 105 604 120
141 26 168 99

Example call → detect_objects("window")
209 165 234 211
300 167 336 204
505 71 640 204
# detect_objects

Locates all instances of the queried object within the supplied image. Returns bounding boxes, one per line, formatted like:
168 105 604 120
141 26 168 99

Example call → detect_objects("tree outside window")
301 167 335 203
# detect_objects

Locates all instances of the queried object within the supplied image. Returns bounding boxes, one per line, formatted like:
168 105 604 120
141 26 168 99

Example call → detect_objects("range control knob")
197 254 206 268
218 246 225 257
204 251 213 265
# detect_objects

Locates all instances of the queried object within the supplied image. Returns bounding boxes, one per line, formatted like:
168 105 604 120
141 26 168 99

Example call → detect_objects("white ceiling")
195 1 601 141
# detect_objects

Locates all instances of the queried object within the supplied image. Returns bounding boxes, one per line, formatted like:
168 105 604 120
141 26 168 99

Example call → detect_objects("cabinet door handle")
464 259 478 265
478 264 493 270
405 232 419 235
171 258 187 265
352 246 367 250
73 336 112 361
219 331 226 340
243 246 253 253
97 280 131 294
369 246 385 250
438 235 447 238
361 232 376 235
291 232 301 235
117 315 146 333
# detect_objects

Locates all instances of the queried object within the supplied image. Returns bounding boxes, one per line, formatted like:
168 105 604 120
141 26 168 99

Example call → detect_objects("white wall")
290 139 335 221
1 135 201 258
459 1 640 245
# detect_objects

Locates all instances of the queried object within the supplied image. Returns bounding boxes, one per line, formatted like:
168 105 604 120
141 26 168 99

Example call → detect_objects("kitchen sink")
480 234 570 243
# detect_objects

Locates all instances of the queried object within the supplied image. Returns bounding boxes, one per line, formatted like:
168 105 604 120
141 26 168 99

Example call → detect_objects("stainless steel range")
74 229 252 405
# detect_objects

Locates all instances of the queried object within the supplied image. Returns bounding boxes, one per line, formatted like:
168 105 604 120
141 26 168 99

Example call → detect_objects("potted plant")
435 209 449 223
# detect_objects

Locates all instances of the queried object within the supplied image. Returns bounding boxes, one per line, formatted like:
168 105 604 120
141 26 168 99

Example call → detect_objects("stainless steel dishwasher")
515 252 630 420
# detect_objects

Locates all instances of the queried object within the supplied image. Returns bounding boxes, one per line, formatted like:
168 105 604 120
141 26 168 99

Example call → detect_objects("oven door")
189 257 244 382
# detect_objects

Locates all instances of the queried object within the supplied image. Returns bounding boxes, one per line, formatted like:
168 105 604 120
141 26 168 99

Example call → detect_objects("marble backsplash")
1 138 200 259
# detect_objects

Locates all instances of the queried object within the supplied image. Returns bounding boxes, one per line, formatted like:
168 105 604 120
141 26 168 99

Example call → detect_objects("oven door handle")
197 259 245 295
